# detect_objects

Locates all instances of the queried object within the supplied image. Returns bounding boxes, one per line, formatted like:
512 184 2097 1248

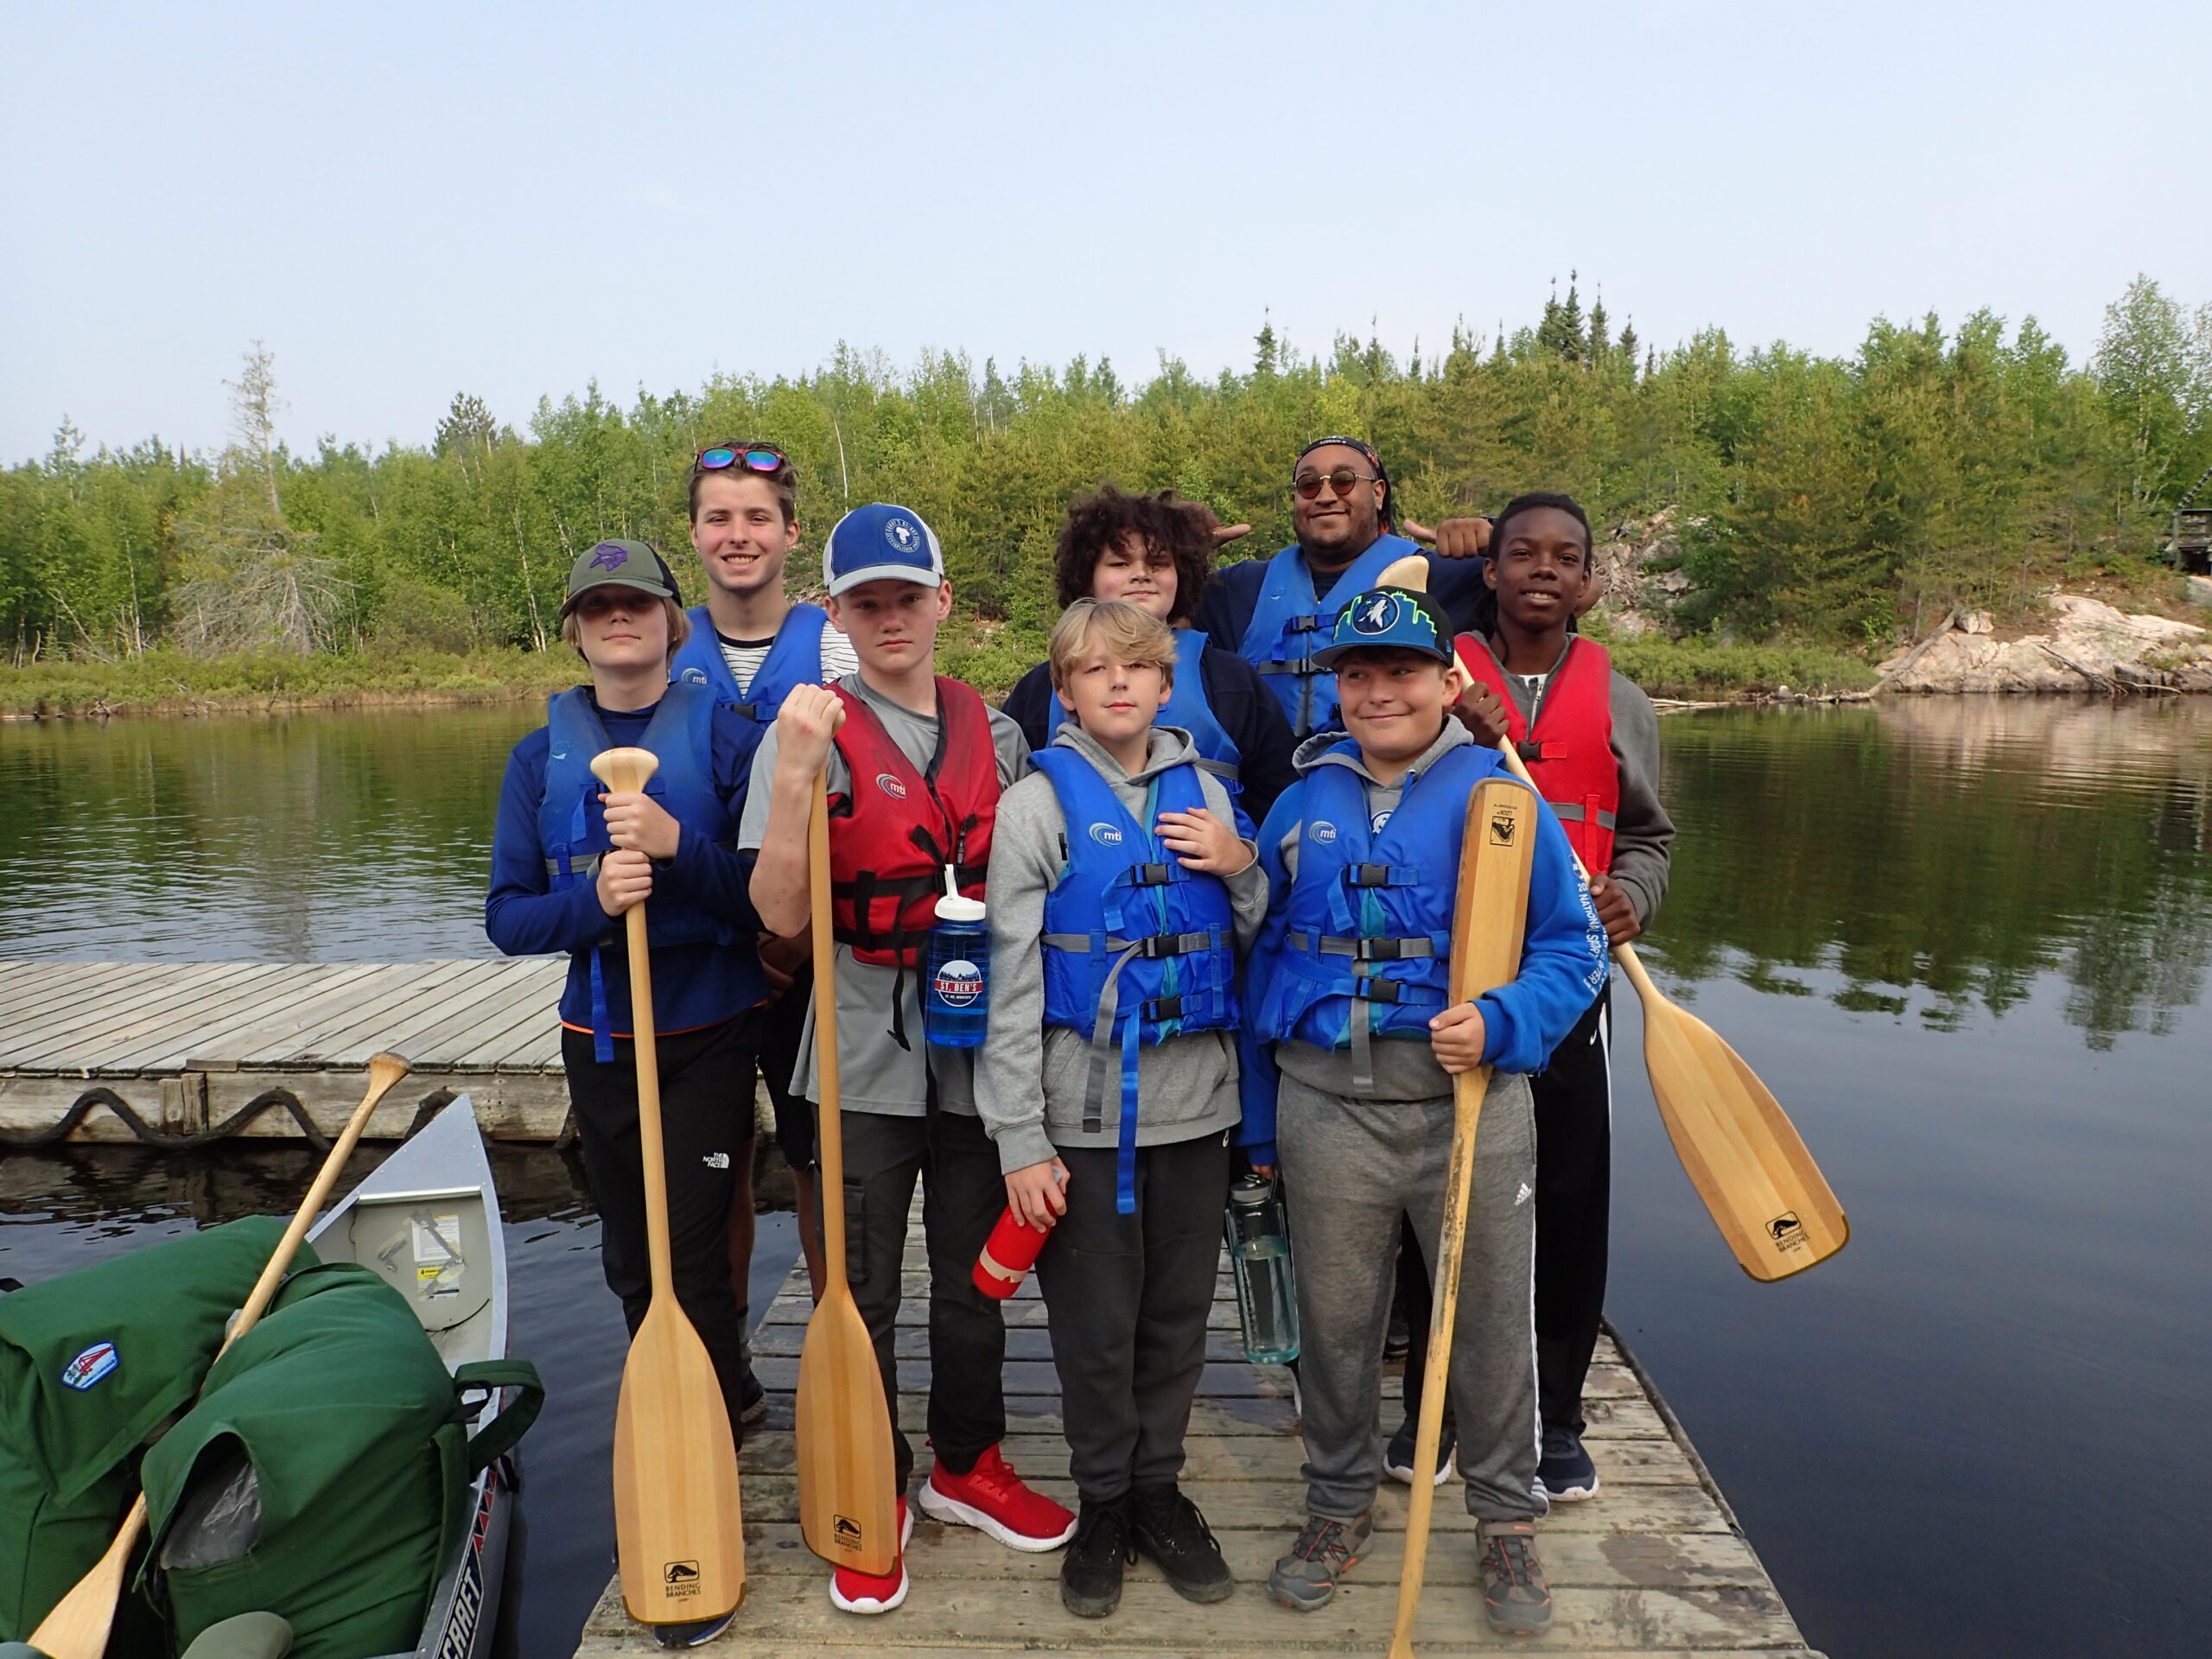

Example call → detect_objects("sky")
4 0 2207 463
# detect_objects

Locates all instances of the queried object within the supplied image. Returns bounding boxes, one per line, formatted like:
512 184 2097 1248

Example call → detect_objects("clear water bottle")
1225 1173 1300 1364
924 886 989 1048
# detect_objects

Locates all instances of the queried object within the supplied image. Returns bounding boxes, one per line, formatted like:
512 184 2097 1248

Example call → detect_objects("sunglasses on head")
1293 466 1381 500
694 442 789 475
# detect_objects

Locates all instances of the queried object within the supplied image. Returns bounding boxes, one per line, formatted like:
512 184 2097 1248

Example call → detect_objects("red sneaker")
917 1442 1076 1551
829 1497 912 1615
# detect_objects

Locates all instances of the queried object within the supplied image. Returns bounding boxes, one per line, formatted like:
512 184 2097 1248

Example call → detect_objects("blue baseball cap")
1313 586 1454 668
823 503 945 597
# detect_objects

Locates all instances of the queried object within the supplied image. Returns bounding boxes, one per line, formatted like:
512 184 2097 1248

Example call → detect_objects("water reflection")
0 705 544 960
1649 698 2212 1048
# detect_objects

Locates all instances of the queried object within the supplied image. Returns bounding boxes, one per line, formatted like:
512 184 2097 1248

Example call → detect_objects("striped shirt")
715 622 860 696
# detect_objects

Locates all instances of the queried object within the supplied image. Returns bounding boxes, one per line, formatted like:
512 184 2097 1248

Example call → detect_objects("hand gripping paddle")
592 747 746 1628
793 711 901 1574
1386 779 1536 1657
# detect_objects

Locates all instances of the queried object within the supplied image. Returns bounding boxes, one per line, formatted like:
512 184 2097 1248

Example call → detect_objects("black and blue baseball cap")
1312 586 1453 669
823 503 945 596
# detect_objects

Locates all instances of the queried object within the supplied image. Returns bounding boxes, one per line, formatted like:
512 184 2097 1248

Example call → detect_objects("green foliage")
1598 634 1879 699
4 278 2208 667
0 645 577 715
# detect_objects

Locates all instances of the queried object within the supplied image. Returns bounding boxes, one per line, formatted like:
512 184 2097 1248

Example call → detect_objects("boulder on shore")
1879 594 2212 692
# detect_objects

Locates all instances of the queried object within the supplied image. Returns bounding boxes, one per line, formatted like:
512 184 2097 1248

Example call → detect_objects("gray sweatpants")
1277 1070 1545 1523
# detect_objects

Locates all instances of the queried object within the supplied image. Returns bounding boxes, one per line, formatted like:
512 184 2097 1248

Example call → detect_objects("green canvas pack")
0 1217 301 1647
141 1262 539 1659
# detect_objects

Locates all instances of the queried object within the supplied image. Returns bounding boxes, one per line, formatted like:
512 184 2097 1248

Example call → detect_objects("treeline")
5 276 2209 666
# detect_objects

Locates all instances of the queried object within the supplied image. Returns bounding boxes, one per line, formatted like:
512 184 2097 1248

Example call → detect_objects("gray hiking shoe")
1266 1510 1373 1611
1477 1518 1554 1637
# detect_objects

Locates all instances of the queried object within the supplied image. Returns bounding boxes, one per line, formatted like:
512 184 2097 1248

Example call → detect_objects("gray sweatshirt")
976 722 1269 1174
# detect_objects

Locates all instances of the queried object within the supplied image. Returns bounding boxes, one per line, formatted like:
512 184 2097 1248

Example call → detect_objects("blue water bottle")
924 874 990 1048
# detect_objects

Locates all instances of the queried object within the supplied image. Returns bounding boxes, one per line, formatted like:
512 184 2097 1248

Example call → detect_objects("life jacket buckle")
1516 740 1546 762
1142 994 1185 1021
1354 976 1408 1004
1344 862 1403 888
1128 861 1177 887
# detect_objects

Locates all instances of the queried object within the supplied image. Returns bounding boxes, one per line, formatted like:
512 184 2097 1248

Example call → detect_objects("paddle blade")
613 1300 744 1624
796 1284 899 1574
28 1496 143 1659
1638 988 1849 1281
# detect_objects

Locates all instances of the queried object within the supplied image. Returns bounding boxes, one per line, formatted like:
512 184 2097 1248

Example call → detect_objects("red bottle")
973 1205 1051 1300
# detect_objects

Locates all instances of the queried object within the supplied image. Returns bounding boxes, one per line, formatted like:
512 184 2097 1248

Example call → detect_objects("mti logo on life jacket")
1088 823 1123 848
1310 821 1339 844
875 772 909 800
678 666 708 684
931 959 983 1007
60 1341 118 1391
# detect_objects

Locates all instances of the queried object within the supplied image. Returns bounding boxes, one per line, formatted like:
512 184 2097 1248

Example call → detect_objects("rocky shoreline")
1877 594 2212 694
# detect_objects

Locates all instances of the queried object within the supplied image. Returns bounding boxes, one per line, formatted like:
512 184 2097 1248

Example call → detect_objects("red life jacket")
1455 634 1619 874
827 678 999 968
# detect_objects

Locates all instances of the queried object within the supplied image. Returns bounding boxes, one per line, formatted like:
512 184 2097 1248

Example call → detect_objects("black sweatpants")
832 1103 1007 1490
1033 1134 1231 1504
1402 987 1611 1437
749 966 817 1171
564 1015 756 1435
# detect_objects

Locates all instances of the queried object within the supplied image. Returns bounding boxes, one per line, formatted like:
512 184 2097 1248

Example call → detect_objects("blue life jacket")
1033 748 1239 1213
1045 630 1241 788
669 601 828 721
1237 534 1423 737
537 682 755 1056
1256 741 1509 1089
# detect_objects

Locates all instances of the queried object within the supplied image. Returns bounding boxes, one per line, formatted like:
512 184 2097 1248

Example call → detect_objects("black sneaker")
1060 1497 1135 1618
734 1367 769 1427
1383 1414 1455 1487
1128 1485 1233 1605
1535 1425 1599 1501
1477 1518 1553 1637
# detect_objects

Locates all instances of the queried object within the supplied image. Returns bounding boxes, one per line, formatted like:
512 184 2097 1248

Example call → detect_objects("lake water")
3 696 2209 1657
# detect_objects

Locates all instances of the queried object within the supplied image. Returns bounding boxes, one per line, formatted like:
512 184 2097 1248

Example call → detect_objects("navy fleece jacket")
1235 720 1607 1167
485 694 766 1035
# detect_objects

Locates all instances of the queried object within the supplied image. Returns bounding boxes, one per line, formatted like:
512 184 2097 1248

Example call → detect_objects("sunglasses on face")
694 443 789 475
1293 466 1381 499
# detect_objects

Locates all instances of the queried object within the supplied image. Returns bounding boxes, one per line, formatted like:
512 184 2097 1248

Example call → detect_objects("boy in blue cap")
742 505 1073 1615
1240 586 1607 1637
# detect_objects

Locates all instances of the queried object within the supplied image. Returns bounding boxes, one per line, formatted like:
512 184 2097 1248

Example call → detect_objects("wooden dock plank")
390 963 567 1065
89 965 332 1072
5 962 299 1070
336 962 557 1065
575 1199 1818 1658
0 962 245 1058
441 965 569 1065
0 961 156 1020
260 958 489 1062
168 963 416 1067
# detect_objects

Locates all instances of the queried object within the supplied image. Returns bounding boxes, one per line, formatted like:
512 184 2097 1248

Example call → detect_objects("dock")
0 958 573 1145
575 1204 1826 1657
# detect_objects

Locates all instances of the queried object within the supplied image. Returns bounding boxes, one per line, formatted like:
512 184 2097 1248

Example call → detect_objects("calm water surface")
3 696 2209 1656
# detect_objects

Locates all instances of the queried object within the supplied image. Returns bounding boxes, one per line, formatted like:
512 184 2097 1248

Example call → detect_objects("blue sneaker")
1383 1415 1455 1487
1535 1425 1599 1501
655 1607 737 1647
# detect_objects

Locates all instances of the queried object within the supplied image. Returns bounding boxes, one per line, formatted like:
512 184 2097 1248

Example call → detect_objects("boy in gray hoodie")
977 600 1269 1620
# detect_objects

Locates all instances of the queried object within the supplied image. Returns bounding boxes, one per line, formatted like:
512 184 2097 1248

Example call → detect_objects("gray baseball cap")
561 539 680 615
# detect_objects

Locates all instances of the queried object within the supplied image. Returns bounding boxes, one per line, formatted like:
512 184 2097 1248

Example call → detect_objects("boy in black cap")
1240 586 1606 1637
485 543 772 1618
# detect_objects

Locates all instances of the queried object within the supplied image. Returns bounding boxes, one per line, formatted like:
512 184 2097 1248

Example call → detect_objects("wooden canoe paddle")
1372 552 1848 1280
591 747 746 1628
794 716 900 1574
30 1052 413 1659
1387 779 1536 1658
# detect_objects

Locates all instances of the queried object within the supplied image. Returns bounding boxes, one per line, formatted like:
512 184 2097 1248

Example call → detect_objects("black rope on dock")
0 1084 455 1156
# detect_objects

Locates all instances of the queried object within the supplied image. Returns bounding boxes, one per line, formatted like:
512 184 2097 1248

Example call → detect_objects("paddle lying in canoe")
1388 778 1537 1658
29 1052 413 1659
591 747 746 1628
1374 551 1848 1280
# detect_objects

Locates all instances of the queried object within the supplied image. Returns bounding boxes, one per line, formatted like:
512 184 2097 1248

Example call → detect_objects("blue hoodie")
1236 720 1606 1167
